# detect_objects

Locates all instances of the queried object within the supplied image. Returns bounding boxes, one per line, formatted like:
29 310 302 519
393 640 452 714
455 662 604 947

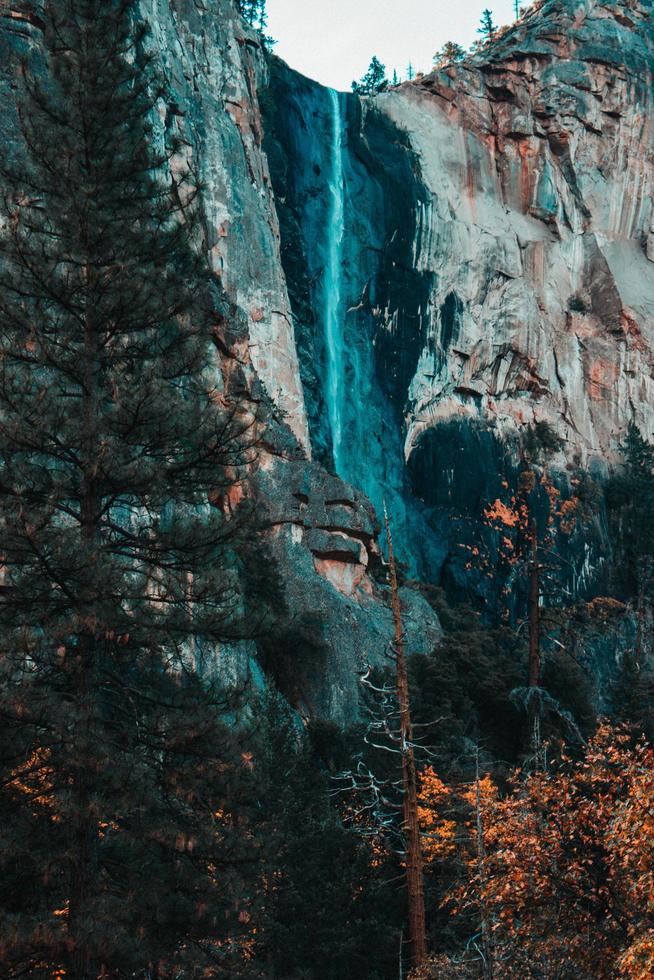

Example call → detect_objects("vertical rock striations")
0 0 441 723
142 0 442 720
7 0 654 715
263 63 442 582
265 0 654 599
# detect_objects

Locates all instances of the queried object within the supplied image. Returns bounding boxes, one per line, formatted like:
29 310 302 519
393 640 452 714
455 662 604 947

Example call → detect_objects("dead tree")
385 509 428 970
333 511 430 972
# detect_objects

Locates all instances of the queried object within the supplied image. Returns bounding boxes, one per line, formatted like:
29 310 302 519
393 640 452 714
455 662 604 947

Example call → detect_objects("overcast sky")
266 0 518 90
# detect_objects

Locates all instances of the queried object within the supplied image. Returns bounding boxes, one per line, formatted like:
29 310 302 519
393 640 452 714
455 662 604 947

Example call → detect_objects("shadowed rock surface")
3 0 652 716
0 0 441 723
264 0 654 605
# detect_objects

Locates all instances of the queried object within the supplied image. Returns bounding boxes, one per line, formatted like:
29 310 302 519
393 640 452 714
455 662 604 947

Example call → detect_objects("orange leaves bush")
418 726 654 978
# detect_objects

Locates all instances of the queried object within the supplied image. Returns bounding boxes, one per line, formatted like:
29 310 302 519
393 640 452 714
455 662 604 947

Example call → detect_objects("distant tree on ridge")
351 55 389 96
434 41 466 67
478 8 498 42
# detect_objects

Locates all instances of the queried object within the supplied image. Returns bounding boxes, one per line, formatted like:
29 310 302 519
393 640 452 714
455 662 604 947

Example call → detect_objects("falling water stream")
324 88 346 475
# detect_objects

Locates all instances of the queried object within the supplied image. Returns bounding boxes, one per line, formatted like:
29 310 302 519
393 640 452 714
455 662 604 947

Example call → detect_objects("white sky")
266 0 518 90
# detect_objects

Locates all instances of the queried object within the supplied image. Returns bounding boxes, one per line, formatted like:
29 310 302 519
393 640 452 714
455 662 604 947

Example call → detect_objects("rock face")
396 0 654 461
140 0 443 722
0 0 441 724
264 0 654 598
4 0 653 716
256 457 441 721
263 63 446 584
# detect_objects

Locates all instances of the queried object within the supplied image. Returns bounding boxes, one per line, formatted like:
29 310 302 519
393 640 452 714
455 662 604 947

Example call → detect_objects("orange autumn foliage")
483 466 579 564
417 726 654 979
417 767 457 861
484 499 521 529
8 747 57 817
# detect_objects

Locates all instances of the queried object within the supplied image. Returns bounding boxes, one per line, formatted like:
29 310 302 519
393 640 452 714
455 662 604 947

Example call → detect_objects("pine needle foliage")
0 1 258 976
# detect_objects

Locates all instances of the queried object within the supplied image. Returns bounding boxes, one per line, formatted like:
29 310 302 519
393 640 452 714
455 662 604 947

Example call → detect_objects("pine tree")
480 422 572 765
334 517 429 973
238 0 260 26
478 8 498 42
434 42 466 67
0 1 258 976
237 0 274 48
247 692 399 979
351 56 389 96
606 423 654 662
386 513 428 970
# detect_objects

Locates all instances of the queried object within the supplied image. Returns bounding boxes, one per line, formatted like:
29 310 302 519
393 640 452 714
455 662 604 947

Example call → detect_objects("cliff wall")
4 0 652 715
0 0 441 723
264 0 654 604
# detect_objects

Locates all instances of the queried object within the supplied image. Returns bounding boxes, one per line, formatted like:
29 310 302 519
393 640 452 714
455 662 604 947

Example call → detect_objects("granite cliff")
265 0 654 601
3 0 652 716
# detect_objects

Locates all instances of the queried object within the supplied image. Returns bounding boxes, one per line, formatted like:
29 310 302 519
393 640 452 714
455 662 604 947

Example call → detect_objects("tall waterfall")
324 88 346 475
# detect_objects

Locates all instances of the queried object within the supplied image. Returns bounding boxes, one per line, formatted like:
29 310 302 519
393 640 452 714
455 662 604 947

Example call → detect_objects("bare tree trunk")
68 264 101 980
385 511 427 971
636 558 645 666
474 749 494 980
527 521 543 766
527 522 540 691
69 635 100 980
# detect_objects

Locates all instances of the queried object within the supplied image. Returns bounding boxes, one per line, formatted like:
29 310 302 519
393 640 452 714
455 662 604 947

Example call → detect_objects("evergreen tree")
434 42 466 66
334 520 431 973
248 692 398 979
611 651 654 740
386 515 427 969
351 56 389 96
606 423 654 661
237 0 274 48
237 0 260 26
477 8 498 42
408 598 527 774
0 663 256 978
477 423 572 762
0 1 258 975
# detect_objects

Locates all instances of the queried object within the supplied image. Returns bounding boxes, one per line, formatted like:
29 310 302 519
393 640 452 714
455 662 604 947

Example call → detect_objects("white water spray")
324 88 346 474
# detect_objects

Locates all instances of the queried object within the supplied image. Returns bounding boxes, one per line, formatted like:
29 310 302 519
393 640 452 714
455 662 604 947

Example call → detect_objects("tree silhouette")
0 1 258 975
352 56 389 95
478 8 498 42
434 42 466 67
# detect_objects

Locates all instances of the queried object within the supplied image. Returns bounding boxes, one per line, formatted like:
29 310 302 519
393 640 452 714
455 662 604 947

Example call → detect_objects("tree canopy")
352 56 389 95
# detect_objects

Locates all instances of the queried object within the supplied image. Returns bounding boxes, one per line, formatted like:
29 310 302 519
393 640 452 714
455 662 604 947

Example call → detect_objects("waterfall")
324 88 346 475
